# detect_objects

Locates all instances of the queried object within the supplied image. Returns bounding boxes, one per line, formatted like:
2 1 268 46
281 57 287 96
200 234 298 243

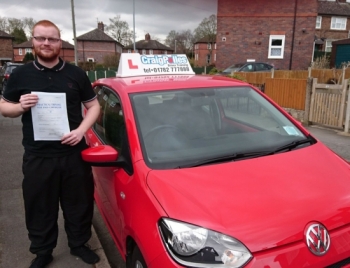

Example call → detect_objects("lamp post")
133 0 136 52
70 0 78 66
175 39 177 53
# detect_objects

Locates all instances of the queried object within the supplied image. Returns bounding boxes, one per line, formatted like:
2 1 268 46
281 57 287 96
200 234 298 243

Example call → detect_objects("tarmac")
0 113 350 268
0 114 111 268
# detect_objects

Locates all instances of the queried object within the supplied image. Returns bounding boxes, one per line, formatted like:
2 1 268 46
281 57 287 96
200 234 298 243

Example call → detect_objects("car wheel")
129 245 147 268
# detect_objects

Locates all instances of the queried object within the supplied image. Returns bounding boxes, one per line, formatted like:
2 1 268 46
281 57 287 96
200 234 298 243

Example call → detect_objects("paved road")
1 113 349 268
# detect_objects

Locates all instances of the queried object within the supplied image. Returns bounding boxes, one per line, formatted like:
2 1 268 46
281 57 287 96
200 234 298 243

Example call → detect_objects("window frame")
19 48 22 55
316 16 322 29
331 17 347 30
268 35 285 59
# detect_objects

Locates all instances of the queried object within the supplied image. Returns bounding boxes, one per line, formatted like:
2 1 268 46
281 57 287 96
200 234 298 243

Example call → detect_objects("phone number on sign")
143 66 190 73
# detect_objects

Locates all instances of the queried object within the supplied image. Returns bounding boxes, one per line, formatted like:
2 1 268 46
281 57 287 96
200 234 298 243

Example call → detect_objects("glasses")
33 36 61 44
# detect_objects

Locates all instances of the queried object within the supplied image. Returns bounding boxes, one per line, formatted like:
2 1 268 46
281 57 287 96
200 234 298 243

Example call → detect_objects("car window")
240 64 254 72
255 63 269 71
131 87 306 169
93 86 128 153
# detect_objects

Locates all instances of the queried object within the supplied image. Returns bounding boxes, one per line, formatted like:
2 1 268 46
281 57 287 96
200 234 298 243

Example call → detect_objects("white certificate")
31 92 70 141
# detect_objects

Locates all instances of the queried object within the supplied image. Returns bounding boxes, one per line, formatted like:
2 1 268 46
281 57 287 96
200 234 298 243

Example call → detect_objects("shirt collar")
33 58 65 72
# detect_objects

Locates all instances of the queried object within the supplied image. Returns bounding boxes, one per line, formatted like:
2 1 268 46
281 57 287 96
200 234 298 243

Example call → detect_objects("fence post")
271 68 274 78
339 79 348 128
309 78 318 123
344 84 350 133
95 71 97 82
303 77 313 126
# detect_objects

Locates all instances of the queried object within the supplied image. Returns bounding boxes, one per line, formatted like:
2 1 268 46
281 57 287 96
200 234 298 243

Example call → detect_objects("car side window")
256 63 267 71
241 64 254 72
93 86 127 152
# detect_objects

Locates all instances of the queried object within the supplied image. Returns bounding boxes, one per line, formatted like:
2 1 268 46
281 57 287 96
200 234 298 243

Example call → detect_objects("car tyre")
129 245 147 268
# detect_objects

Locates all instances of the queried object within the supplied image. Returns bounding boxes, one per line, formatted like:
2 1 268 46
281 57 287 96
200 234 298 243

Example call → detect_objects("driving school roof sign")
116 53 195 77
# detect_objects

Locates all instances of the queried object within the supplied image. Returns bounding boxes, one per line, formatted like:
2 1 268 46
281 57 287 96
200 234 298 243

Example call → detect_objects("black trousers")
22 151 94 256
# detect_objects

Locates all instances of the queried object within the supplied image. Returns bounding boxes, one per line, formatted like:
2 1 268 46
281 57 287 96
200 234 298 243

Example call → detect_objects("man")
0 20 100 268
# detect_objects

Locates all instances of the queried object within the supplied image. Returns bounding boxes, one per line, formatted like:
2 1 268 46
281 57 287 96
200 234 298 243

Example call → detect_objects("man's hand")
19 94 39 112
61 129 84 146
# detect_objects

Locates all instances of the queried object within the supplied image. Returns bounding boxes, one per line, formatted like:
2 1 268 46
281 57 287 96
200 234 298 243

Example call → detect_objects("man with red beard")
0 20 100 268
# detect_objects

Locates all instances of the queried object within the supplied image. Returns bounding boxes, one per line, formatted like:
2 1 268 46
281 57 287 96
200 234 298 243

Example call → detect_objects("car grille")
326 257 350 268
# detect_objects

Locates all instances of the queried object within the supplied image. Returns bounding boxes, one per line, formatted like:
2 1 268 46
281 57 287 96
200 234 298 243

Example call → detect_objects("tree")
106 16 134 46
193 14 217 65
0 17 36 39
103 54 120 69
193 14 217 42
165 30 194 55
23 52 35 63
11 27 27 44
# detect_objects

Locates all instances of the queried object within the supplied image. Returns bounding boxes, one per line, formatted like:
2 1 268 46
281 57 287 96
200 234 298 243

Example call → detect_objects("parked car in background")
0 62 23 95
219 62 274 75
82 53 350 268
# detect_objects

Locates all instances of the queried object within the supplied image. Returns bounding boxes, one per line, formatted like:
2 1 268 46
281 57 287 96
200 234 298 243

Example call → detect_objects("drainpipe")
289 0 298 70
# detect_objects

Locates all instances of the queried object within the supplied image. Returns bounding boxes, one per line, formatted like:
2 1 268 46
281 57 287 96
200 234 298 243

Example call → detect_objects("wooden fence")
264 78 307 111
236 68 350 85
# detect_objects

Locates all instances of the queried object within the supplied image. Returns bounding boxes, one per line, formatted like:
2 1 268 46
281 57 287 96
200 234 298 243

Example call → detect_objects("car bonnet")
146 142 350 253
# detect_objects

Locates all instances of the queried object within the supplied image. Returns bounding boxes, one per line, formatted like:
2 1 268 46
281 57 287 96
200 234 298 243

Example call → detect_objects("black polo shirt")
3 59 96 157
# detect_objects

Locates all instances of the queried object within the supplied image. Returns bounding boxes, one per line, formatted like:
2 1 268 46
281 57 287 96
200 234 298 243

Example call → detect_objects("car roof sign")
116 53 195 78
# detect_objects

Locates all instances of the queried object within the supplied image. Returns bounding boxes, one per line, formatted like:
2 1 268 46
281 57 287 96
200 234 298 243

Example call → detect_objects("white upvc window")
268 35 285 59
214 43 216 49
207 43 211 49
25 48 32 53
325 39 336 52
19 48 22 55
316 16 322 29
127 49 131 53
142 49 146 55
149 49 153 55
331 17 346 30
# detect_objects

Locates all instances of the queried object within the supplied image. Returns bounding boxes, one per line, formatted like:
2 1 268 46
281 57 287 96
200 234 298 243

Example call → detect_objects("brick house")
123 33 173 55
0 30 14 66
216 0 318 70
194 35 217 67
77 22 123 63
315 0 350 54
13 39 75 62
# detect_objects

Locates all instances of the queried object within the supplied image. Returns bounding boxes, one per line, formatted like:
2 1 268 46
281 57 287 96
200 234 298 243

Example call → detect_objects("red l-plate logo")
128 59 138 69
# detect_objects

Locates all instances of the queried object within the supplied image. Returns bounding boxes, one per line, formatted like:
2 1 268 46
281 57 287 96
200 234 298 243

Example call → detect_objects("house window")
87 58 94 62
142 49 146 55
195 44 198 50
19 48 22 55
128 49 131 53
149 50 153 55
195 54 198 61
268 35 285 59
325 40 336 52
207 43 211 49
25 48 32 53
206 54 211 64
316 16 322 29
331 17 346 30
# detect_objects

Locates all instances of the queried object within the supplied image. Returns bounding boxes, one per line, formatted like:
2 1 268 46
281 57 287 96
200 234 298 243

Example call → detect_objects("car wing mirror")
81 145 120 167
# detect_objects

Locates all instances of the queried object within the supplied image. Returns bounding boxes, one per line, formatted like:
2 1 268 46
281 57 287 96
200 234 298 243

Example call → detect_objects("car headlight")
159 218 252 267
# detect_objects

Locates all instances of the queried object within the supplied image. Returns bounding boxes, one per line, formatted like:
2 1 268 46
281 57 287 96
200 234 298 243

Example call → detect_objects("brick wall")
316 16 350 41
77 41 116 63
0 39 14 62
217 0 318 70
194 43 216 67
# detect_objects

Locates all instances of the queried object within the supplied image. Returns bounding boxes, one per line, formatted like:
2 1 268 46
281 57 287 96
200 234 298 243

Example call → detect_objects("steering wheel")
144 124 189 150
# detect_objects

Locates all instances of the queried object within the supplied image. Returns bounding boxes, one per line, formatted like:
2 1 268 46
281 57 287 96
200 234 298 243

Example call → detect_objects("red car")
82 53 350 268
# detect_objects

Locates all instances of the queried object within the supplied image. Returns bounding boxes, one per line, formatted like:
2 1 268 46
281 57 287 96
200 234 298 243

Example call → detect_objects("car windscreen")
131 87 311 169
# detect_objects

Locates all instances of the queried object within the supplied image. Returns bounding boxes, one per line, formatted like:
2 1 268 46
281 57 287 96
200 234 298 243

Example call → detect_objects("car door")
86 85 132 250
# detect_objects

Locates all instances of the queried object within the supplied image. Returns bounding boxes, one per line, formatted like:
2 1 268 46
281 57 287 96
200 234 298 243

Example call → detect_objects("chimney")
98 22 104 32
145 33 151 41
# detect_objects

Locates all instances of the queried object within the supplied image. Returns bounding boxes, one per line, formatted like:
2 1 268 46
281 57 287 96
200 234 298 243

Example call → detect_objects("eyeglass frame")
32 36 61 44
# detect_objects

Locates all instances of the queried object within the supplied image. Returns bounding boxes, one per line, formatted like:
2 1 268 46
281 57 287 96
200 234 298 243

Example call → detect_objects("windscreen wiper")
178 151 274 168
273 137 315 153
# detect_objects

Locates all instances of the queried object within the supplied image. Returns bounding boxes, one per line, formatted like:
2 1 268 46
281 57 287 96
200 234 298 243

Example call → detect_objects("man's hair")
32 20 61 38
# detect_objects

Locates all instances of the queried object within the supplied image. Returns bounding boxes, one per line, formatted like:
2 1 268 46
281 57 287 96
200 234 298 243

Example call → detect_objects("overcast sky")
0 0 217 44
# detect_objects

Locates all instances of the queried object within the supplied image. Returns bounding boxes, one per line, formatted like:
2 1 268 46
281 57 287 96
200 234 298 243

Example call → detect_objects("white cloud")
1 0 216 44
